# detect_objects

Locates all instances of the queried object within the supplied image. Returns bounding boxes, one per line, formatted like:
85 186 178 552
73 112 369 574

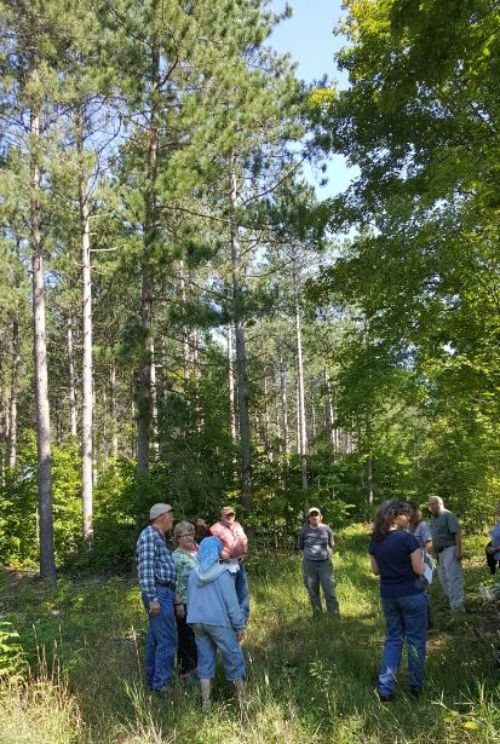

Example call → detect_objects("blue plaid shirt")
137 525 177 602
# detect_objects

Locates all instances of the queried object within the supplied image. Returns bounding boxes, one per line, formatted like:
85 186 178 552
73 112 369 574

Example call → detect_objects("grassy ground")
0 524 499 743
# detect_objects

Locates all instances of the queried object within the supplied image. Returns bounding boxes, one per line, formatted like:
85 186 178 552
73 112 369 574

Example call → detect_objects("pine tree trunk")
293 266 308 490
67 315 77 438
31 106 56 581
227 324 237 444
279 352 289 456
8 317 20 468
263 373 272 461
179 262 190 385
324 368 336 451
78 112 94 543
367 456 374 505
0 367 6 486
229 162 252 511
110 364 118 456
137 39 160 476
150 337 159 457
311 383 317 441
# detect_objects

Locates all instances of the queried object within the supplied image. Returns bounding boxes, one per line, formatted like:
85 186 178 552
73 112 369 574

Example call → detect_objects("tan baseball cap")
149 503 173 521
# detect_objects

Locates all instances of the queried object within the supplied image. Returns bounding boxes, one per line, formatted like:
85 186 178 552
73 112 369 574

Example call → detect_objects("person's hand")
149 600 161 615
455 550 462 561
236 629 245 644
175 603 185 619
239 554 248 563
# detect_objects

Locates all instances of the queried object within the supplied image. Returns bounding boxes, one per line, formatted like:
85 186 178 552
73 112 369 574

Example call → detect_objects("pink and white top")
210 520 248 561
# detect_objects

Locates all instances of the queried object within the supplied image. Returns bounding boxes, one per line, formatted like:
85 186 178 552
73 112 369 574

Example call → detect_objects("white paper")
423 552 435 584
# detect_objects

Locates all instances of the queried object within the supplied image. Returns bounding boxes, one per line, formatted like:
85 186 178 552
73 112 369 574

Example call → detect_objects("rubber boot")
234 678 249 720
200 678 212 712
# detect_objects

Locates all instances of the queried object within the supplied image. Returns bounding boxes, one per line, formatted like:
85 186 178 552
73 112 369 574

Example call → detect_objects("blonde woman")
172 521 198 683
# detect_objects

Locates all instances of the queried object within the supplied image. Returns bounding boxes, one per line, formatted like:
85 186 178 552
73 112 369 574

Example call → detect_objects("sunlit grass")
0 525 498 743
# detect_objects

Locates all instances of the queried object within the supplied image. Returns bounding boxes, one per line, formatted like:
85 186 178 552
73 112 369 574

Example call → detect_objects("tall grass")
0 525 498 743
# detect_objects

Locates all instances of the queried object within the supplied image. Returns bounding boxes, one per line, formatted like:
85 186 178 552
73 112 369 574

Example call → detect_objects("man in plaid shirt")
137 503 178 693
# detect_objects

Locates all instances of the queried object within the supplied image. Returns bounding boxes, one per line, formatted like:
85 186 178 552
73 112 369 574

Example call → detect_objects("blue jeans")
193 623 246 681
234 563 250 623
379 592 427 695
141 586 177 691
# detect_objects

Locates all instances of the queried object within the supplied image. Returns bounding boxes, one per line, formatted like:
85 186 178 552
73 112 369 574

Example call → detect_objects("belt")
156 580 175 590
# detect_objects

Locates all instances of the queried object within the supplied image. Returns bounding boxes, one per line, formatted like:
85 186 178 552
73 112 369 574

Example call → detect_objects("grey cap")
149 503 172 521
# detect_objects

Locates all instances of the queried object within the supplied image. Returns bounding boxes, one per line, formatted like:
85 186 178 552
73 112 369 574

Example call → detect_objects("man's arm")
454 529 462 561
410 548 425 576
210 522 232 560
298 528 305 551
137 530 159 612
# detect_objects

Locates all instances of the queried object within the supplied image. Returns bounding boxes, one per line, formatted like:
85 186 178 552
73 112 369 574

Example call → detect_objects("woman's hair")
173 520 195 545
408 501 421 526
372 499 411 542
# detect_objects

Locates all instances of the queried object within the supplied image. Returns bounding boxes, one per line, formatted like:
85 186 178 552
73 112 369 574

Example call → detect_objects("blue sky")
269 1 357 197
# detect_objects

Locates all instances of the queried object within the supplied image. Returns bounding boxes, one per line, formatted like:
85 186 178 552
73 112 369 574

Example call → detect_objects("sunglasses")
309 511 320 517
224 512 235 518
178 533 194 539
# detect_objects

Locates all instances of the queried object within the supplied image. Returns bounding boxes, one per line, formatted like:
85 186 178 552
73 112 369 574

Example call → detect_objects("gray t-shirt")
430 510 459 550
410 520 432 549
299 524 334 561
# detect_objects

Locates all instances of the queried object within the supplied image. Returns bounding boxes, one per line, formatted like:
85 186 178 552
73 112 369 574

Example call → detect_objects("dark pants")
176 604 197 676
234 563 250 622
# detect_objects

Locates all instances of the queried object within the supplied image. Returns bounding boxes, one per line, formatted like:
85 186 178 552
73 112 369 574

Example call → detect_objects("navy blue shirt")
369 530 424 599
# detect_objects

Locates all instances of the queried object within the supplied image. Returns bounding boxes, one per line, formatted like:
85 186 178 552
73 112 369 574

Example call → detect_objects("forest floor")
0 525 499 743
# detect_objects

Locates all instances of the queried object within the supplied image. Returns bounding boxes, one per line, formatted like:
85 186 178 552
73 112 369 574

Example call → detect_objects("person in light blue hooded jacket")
187 536 247 712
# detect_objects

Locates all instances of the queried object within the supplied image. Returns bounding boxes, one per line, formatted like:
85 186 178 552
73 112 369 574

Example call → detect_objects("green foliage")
0 434 82 568
305 0 500 520
0 620 25 678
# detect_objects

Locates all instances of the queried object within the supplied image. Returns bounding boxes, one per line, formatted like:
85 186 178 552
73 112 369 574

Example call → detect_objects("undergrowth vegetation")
0 525 498 743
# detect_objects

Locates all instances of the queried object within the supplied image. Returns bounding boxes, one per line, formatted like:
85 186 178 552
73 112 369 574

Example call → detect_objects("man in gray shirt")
429 495 465 612
299 507 340 619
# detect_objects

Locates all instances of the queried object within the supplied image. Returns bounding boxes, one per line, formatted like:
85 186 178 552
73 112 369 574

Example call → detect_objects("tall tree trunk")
263 372 272 461
279 351 289 457
227 323 237 444
150 337 159 457
137 38 160 476
367 456 374 505
324 368 336 451
179 261 190 385
67 315 77 438
110 363 118 456
229 161 252 511
31 105 56 581
293 266 308 490
311 393 317 441
0 365 6 486
78 110 94 542
8 317 20 468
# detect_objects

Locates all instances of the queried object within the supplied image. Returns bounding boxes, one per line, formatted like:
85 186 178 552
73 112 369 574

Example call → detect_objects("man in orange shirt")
210 506 249 622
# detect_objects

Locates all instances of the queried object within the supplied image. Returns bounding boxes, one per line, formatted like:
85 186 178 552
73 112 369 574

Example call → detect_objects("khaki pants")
303 558 340 617
437 546 464 609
